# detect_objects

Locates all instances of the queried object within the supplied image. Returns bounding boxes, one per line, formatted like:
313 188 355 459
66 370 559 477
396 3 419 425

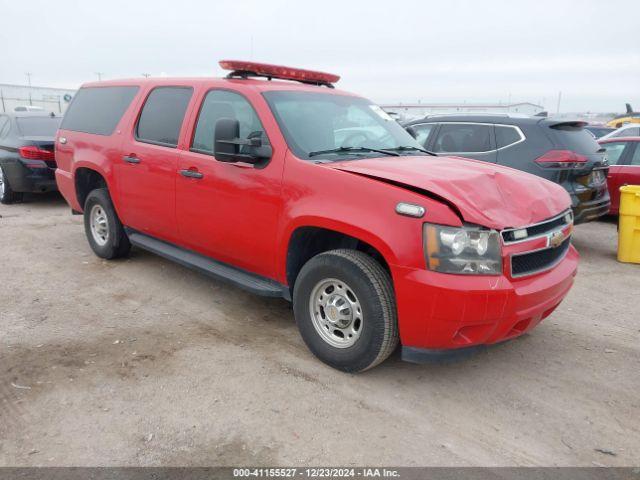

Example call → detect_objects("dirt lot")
1 193 639 467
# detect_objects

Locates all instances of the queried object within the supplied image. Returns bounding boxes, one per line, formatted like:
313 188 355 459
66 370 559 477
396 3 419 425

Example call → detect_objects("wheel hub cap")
309 278 363 348
90 204 109 246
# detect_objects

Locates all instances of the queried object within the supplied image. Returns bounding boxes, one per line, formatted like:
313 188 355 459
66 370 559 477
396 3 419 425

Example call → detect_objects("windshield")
16 116 61 137
262 91 423 160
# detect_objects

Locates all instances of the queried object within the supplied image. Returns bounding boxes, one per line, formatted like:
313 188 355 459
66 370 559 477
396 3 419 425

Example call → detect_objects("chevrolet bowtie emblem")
548 230 565 248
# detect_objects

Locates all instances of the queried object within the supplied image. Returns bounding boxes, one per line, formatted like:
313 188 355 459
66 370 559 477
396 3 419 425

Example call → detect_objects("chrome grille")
511 236 571 277
501 210 573 244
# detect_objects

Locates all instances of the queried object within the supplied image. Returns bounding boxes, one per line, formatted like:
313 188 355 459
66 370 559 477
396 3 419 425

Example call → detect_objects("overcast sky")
1 0 638 112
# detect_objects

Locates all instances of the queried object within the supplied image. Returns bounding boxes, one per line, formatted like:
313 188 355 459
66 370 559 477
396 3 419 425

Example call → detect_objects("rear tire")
293 249 398 372
83 188 131 259
0 166 23 204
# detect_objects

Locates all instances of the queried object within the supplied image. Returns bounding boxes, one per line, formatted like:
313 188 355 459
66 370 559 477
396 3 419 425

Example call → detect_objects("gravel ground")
1 193 639 466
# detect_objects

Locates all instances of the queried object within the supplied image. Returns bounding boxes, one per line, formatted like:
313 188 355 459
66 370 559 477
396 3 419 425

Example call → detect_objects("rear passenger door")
117 86 194 244
430 122 497 162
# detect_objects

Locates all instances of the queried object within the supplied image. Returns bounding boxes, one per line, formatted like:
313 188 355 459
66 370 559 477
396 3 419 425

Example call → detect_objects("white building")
0 83 76 114
382 102 544 121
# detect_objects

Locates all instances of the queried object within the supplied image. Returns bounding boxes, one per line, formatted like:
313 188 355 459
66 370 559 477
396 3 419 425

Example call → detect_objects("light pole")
141 73 150 78
95 72 104 81
25 72 33 105
556 91 562 115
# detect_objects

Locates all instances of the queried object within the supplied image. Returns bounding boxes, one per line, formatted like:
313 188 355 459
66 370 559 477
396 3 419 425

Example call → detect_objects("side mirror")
214 118 272 164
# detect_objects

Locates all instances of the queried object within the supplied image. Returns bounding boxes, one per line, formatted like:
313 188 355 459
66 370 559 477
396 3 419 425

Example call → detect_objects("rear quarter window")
16 117 61 137
495 125 523 148
61 86 139 136
0 117 10 138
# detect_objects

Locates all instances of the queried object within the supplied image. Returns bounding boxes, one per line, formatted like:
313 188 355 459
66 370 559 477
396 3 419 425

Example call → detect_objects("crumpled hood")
330 155 571 229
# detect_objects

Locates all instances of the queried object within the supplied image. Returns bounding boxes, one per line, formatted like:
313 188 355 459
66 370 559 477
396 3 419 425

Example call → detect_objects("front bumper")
392 245 579 353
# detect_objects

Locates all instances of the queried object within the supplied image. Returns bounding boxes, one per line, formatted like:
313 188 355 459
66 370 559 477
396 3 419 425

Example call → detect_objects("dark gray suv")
403 115 610 224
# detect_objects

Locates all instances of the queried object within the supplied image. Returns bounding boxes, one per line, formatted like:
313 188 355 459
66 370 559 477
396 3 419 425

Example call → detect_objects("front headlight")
424 223 502 275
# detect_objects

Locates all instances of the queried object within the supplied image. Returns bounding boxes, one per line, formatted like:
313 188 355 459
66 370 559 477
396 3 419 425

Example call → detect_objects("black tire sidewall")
0 166 16 204
83 189 126 259
293 253 389 372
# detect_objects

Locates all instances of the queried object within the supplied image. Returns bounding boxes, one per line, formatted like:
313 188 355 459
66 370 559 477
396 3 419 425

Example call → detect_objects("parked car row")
402 115 610 224
0 60 626 372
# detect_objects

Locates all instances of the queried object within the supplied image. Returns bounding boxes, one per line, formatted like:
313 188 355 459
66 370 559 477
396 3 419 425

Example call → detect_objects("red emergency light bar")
219 60 340 88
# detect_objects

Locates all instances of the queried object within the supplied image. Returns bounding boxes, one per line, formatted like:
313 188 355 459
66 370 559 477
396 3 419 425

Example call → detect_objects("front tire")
83 188 131 259
0 166 23 204
293 249 398 372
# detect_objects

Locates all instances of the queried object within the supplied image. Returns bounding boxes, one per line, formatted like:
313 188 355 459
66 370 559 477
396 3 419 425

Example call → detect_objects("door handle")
180 169 204 179
123 155 140 164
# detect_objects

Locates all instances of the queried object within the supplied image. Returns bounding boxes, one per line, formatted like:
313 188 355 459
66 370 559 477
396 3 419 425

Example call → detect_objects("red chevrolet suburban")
55 61 578 372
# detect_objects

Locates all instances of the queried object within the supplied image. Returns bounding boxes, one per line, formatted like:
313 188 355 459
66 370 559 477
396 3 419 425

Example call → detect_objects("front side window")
495 125 523 148
410 123 437 148
263 91 421 160
61 86 139 136
433 123 493 153
192 90 268 154
136 87 193 147
601 142 628 165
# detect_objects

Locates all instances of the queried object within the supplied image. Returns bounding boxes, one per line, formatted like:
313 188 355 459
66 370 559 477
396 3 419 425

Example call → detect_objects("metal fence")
0 90 67 114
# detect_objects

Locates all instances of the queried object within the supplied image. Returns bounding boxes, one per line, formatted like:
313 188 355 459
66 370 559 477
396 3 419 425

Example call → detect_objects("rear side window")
547 124 600 154
61 86 139 135
433 123 492 153
191 89 267 154
495 125 523 148
16 117 61 137
136 87 193 147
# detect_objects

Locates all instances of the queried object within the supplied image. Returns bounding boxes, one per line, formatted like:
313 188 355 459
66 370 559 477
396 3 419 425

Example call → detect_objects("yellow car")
607 103 640 128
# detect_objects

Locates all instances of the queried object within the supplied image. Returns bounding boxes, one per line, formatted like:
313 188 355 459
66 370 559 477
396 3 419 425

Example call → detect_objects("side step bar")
127 231 290 300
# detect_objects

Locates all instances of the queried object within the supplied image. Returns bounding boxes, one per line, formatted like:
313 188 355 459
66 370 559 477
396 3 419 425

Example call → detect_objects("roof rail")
419 112 534 119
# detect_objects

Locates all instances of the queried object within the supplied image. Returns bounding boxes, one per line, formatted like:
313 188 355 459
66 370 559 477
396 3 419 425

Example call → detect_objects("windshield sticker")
369 105 394 121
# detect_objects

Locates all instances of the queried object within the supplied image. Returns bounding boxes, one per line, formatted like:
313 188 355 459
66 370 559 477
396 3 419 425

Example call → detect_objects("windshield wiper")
308 146 400 157
387 145 437 156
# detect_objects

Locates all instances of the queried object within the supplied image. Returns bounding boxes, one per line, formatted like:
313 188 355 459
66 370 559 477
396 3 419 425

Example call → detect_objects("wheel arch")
283 219 397 294
74 166 109 210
